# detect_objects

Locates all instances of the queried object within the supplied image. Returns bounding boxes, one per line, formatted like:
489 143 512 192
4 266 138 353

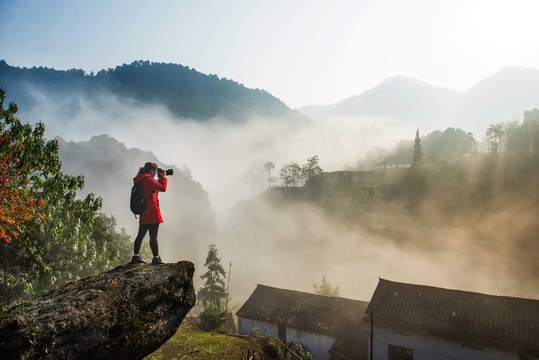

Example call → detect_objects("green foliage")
89 214 133 272
421 127 476 160
198 307 226 332
376 127 476 167
145 323 281 360
198 244 227 310
313 275 340 297
301 156 323 183
280 162 302 187
411 129 424 168
291 344 314 360
0 90 131 305
404 129 428 209
486 123 504 153
279 156 323 187
0 89 57 243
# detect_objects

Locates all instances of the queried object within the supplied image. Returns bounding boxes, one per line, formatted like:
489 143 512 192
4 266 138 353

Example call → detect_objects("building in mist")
364 278 539 360
236 284 369 360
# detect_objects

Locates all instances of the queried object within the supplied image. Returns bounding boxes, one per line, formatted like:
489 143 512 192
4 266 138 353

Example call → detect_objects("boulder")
0 261 196 360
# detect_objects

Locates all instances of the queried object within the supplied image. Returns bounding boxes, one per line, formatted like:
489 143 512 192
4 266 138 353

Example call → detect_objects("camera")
158 168 174 176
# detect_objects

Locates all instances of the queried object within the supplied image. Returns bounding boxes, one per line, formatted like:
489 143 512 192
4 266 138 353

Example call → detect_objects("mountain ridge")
3 59 538 139
300 66 539 137
0 59 300 122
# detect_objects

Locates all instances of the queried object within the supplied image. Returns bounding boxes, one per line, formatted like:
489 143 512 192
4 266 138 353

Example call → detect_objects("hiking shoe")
131 255 146 264
152 256 164 265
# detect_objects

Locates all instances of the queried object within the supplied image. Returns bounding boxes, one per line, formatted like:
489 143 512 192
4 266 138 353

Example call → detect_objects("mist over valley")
1 60 538 308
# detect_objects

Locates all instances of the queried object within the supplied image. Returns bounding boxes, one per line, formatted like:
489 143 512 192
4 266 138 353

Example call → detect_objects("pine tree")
406 129 427 210
411 129 424 169
198 244 227 310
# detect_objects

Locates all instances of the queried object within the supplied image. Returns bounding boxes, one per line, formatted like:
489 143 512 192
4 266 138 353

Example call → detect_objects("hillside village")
235 279 539 360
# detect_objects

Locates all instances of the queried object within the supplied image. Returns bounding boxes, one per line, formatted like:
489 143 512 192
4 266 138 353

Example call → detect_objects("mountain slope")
300 66 539 137
314 76 460 124
459 66 539 128
0 59 297 122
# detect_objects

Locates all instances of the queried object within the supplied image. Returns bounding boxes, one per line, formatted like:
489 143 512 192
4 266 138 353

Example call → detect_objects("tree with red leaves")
0 89 130 305
0 91 48 244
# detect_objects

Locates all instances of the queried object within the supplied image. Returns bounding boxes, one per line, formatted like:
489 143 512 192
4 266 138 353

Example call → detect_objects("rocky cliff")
0 261 196 360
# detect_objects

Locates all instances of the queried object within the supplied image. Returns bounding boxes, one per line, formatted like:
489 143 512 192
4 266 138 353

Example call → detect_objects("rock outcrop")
0 261 196 360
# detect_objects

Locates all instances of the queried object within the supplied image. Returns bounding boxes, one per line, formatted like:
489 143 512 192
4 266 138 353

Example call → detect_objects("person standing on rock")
131 162 167 265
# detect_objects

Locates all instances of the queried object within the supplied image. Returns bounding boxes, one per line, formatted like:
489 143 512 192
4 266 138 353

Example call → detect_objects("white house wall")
287 327 336 360
371 325 516 360
237 317 337 360
237 318 278 338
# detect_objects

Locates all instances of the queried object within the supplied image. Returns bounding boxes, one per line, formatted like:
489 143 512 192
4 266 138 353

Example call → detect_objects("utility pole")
225 262 232 312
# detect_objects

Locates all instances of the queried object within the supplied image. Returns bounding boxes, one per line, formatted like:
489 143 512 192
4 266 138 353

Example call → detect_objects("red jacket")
133 173 167 224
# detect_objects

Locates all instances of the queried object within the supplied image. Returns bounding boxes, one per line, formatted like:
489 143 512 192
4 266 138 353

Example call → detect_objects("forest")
0 60 294 121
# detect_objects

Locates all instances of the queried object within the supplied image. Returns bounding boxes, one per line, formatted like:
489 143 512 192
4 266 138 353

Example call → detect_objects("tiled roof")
237 284 369 340
365 278 539 346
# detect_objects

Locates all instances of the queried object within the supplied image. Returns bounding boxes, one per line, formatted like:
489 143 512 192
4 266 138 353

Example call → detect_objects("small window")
388 344 413 360
278 324 286 342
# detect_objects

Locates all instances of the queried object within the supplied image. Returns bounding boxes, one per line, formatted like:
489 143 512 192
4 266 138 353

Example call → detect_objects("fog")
218 198 538 305
18 90 539 308
22 90 414 212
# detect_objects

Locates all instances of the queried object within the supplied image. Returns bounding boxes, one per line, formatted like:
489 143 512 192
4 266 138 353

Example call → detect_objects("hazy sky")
2 0 539 108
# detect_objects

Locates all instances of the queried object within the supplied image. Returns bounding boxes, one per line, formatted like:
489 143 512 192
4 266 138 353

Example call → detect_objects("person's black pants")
133 223 160 256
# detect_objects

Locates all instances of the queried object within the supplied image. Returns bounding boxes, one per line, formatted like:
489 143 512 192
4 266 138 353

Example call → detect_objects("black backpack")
130 179 151 216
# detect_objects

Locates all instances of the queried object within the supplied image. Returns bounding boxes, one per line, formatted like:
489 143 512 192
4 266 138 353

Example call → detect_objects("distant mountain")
0 59 301 122
300 66 539 138
303 76 460 121
460 67 539 129
58 134 216 263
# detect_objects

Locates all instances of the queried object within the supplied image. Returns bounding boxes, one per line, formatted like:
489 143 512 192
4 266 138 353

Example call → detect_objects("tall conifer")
198 244 227 310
